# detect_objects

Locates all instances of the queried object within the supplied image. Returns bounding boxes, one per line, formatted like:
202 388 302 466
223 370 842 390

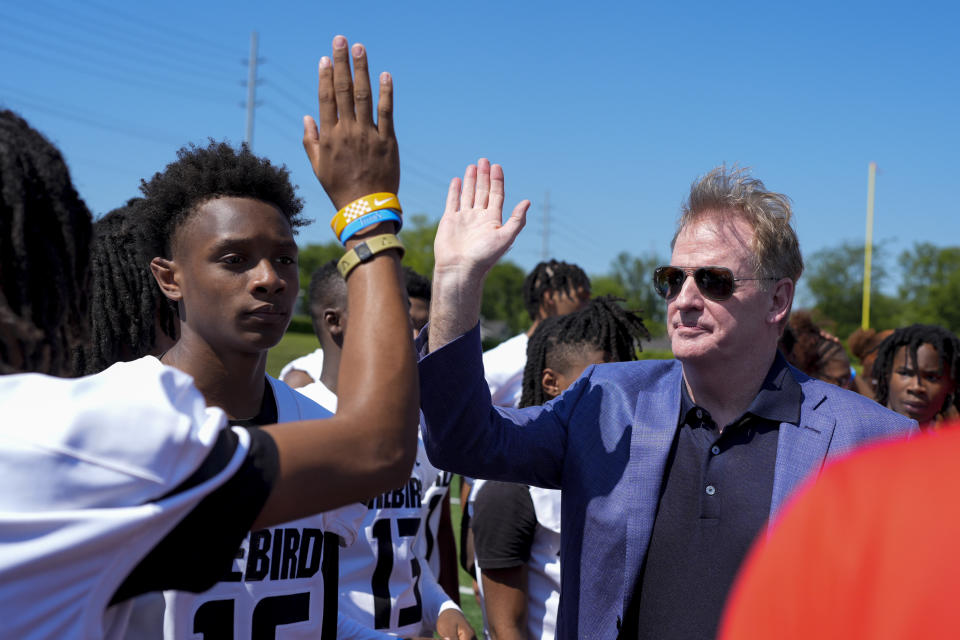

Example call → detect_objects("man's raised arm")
428 159 530 352
254 36 418 528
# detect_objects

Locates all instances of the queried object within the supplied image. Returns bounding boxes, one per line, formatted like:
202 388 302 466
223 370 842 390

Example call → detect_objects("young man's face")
171 196 299 354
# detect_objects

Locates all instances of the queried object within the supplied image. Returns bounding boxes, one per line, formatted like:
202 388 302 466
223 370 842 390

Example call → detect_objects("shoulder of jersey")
0 356 228 511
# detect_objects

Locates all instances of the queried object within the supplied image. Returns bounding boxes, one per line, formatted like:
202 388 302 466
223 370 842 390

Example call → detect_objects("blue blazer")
418 326 918 640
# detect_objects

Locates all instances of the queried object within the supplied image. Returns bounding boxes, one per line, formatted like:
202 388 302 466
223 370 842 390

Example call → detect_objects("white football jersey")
481 332 528 398
162 377 366 640
0 357 240 640
417 445 453 581
525 488 562 640
279 348 325 383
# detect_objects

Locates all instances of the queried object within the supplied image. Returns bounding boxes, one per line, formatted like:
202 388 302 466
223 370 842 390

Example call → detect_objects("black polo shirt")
628 352 802 640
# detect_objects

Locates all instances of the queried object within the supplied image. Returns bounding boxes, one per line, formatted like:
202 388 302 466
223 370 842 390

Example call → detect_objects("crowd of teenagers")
2 35 959 640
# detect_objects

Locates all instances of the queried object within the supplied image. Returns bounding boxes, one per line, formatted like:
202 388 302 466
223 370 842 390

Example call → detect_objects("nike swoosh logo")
373 198 392 206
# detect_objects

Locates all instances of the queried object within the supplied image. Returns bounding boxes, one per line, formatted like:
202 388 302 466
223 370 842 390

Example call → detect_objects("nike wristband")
330 192 403 243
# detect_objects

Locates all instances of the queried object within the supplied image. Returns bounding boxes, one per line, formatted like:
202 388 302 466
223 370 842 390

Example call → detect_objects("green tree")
897 243 960 333
606 251 667 333
399 214 439 277
804 241 902 337
481 261 529 336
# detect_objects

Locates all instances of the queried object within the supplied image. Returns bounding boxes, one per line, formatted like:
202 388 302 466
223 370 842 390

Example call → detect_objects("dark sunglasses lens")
696 268 735 300
654 267 684 299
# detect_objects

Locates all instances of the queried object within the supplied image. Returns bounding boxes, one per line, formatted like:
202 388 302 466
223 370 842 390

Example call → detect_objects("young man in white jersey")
472 298 649 640
297 262 475 640
0 36 420 639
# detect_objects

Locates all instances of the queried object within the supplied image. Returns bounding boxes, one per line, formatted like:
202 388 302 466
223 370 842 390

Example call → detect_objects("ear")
541 367 562 399
767 277 794 329
150 257 182 302
323 308 344 338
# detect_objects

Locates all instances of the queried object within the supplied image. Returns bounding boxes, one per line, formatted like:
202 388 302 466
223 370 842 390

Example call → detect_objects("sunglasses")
652 266 774 302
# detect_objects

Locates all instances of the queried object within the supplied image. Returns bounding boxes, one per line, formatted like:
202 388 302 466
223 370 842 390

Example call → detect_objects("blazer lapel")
622 362 683 613
769 385 837 520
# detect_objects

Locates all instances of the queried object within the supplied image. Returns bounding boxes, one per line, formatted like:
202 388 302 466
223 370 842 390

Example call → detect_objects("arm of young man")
436 492 461 604
254 35 418 527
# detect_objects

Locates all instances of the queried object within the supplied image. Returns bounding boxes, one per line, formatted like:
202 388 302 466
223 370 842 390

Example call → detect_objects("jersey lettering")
366 477 423 510
241 527 325 582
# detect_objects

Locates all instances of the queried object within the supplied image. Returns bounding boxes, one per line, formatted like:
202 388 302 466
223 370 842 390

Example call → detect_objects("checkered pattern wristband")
330 192 403 243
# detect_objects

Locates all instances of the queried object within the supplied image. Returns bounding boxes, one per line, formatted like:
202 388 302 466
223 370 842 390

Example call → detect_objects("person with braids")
872 324 960 429
472 297 648 640
483 259 591 408
75 198 178 375
0 36 419 639
847 326 894 400
419 163 916 639
782 311 854 389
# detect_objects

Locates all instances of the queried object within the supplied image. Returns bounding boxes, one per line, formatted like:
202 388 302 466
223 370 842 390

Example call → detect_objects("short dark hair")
76 199 178 374
520 296 649 408
403 266 431 301
0 110 92 376
521 259 590 320
139 140 306 259
874 324 960 414
307 260 346 335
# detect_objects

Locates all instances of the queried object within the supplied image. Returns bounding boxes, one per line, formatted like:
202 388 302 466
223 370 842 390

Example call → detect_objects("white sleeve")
417 560 461 630
336 613 396 640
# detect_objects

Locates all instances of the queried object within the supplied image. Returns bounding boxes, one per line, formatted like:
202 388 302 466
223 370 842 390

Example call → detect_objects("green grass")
266 331 319 378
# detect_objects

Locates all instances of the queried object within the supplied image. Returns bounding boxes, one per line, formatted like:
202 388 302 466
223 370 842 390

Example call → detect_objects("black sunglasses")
652 265 775 302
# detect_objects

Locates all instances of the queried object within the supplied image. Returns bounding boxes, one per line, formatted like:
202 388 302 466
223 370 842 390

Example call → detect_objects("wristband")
331 192 402 240
339 209 402 244
337 234 405 279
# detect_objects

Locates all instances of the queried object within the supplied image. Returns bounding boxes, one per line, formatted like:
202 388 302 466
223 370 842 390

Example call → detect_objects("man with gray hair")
417 161 916 640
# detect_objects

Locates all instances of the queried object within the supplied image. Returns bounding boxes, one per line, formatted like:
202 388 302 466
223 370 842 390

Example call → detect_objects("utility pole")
541 191 550 261
243 31 260 149
861 162 877 329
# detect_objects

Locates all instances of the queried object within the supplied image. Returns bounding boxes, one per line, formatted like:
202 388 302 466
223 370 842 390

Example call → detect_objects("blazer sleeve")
417 323 588 490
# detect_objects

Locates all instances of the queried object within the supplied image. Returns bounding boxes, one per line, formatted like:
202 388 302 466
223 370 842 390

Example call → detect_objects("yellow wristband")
337 234 405 279
330 192 402 239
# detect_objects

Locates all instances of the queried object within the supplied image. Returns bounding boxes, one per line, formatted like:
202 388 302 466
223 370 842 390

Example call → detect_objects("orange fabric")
720 422 960 639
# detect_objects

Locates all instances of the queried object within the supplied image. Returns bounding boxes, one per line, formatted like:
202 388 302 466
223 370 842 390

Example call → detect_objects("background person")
873 323 960 428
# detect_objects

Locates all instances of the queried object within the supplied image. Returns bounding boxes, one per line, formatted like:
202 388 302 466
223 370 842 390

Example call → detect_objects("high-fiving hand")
302 35 400 213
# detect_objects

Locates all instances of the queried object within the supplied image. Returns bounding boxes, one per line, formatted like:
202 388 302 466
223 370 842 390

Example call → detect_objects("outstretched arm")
428 160 530 353
254 36 418 528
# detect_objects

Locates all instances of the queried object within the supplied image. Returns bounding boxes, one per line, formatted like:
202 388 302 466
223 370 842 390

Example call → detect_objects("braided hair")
522 259 591 321
520 295 650 408
139 140 306 260
785 311 849 383
0 110 92 376
76 199 179 374
874 324 960 414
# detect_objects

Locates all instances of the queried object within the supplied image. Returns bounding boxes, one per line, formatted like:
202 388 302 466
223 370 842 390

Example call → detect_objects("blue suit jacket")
418 325 917 640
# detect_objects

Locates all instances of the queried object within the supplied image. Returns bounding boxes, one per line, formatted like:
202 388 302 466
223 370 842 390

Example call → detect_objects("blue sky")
2 0 957 300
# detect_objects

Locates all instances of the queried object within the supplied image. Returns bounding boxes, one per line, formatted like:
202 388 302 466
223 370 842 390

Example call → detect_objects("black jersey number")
193 594 309 639
370 517 423 629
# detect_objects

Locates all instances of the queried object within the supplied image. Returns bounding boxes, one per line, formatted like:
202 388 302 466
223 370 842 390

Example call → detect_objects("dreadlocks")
520 296 650 408
0 110 92 376
139 140 306 260
76 199 178 374
874 324 960 414
522 259 591 321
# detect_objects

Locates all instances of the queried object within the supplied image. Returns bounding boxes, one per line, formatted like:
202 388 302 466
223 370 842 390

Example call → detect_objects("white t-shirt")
481 332 528 407
279 348 325 383
0 357 243 640
162 377 366 640
300 382 460 638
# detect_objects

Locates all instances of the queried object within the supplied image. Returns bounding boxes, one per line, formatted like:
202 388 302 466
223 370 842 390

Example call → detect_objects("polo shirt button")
696 409 703 419
705 485 716 496
711 445 720 455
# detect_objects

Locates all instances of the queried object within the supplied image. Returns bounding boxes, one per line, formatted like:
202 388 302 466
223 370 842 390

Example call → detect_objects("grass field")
266 331 319 378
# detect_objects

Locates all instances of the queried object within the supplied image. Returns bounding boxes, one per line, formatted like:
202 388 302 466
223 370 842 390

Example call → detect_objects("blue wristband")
339 209 403 244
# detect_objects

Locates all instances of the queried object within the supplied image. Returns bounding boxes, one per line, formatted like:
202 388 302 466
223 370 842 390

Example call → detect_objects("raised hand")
302 35 400 211
433 158 529 281
428 159 530 352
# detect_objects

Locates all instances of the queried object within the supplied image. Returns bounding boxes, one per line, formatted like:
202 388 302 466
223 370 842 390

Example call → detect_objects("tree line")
296 215 960 344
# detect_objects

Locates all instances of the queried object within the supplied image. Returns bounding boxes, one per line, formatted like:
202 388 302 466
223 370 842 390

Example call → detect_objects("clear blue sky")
3 0 957 300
